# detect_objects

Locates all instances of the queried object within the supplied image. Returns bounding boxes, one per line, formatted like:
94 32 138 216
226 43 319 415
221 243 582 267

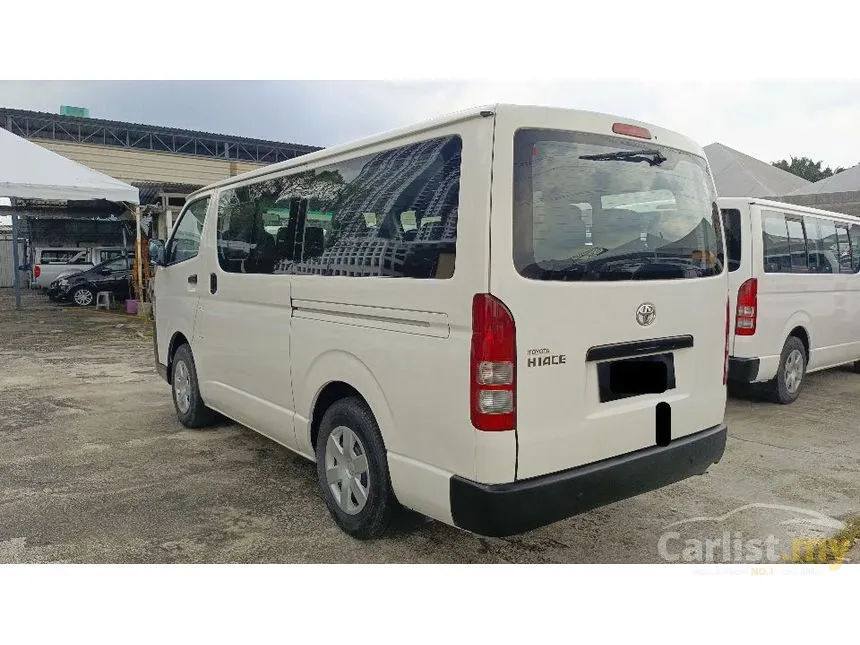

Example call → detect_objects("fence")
0 233 28 288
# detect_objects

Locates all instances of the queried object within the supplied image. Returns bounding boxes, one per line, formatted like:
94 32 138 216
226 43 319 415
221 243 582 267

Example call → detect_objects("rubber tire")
171 343 216 428
315 397 397 540
769 336 806 405
853 361 860 374
71 286 95 307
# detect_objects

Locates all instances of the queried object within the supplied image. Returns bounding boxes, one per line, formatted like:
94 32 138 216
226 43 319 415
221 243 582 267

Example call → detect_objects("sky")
0 80 858 170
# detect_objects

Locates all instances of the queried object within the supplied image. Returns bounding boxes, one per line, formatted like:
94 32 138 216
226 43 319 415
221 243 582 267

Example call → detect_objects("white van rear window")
513 129 723 281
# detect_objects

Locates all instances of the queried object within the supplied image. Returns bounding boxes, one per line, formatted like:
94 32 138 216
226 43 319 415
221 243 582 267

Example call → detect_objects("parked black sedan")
49 255 132 307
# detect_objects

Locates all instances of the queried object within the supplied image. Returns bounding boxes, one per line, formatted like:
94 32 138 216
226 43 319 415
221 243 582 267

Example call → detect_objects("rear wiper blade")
579 149 667 166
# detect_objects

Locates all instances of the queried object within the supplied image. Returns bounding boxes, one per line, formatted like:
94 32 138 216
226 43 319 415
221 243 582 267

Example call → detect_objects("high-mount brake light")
612 123 652 140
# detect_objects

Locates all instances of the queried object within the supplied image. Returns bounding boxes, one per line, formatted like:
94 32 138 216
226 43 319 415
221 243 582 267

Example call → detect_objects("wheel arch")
165 331 191 384
299 350 396 459
780 311 812 362
787 325 810 359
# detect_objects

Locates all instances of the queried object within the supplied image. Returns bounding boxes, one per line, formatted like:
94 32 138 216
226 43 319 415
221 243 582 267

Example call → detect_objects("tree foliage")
772 156 846 183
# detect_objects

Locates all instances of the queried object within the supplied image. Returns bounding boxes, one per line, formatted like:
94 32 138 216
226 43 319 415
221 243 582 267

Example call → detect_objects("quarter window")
721 208 742 272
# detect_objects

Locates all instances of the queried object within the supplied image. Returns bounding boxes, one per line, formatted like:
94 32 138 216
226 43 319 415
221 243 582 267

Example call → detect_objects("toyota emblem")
636 303 656 326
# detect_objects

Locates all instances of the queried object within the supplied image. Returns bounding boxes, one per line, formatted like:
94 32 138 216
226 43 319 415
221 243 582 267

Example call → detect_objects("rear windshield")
513 129 723 281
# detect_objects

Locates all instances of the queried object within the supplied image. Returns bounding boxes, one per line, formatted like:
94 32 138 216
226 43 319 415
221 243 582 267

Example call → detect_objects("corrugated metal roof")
786 163 860 196
704 143 812 198
0 106 320 152
133 181 203 205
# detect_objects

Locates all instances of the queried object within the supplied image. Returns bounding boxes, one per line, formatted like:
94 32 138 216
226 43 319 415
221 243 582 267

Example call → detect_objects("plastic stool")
95 291 114 311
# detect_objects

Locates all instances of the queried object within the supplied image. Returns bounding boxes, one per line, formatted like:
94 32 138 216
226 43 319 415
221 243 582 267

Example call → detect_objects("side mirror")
149 239 166 266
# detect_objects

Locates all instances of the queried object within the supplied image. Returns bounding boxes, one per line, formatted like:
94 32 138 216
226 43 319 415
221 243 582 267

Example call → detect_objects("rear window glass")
40 249 88 264
513 129 723 281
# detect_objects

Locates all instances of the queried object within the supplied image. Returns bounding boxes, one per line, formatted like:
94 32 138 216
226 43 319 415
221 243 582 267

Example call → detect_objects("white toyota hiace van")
151 105 729 539
721 197 860 403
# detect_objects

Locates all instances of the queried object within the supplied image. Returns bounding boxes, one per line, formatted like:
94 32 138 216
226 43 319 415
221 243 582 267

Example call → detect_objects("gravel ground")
1 288 857 564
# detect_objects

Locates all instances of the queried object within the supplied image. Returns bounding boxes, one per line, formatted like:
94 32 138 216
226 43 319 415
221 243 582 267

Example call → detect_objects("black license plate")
597 352 676 403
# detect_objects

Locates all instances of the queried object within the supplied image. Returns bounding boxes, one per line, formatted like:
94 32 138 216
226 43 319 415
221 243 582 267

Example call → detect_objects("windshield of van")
513 129 723 281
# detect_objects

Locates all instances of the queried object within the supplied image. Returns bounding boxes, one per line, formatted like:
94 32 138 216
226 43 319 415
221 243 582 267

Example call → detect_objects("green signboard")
59 105 90 117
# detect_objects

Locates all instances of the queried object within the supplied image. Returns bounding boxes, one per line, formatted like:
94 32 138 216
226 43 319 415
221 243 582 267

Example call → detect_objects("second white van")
151 105 729 539
721 197 860 403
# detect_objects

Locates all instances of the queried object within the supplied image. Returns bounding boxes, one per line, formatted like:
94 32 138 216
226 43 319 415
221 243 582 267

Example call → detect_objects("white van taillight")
471 294 516 431
723 297 730 385
736 278 758 335
34 265 41 278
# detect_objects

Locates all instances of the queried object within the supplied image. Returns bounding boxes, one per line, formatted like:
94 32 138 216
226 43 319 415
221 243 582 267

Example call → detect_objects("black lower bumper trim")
728 357 759 383
450 424 727 538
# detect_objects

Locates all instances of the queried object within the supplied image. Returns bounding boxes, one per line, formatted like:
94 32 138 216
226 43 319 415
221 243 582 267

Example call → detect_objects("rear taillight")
471 294 516 431
723 297 730 385
34 265 41 278
735 278 758 336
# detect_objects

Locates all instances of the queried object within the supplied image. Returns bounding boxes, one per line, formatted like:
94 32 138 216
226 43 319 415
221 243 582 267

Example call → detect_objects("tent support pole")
10 199 22 311
135 206 144 303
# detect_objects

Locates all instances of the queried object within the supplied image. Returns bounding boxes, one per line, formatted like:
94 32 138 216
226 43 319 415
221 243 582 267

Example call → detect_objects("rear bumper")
449 423 727 538
728 356 760 383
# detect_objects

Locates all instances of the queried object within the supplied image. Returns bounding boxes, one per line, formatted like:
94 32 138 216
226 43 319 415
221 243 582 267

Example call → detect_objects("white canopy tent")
0 126 140 309
0 126 139 203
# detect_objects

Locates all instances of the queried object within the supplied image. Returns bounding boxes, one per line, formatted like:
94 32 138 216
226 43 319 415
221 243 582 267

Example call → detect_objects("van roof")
717 196 860 222
188 103 706 200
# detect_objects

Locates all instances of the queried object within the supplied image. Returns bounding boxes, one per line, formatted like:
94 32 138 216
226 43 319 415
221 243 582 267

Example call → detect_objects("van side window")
721 209 742 272
165 197 210 265
216 184 285 274
214 135 462 279
816 218 839 273
762 211 791 273
850 224 860 273
785 217 808 272
836 224 853 273
803 217 832 273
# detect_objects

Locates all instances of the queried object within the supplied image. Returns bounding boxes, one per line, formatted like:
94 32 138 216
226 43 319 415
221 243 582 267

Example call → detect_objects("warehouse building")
0 106 322 239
